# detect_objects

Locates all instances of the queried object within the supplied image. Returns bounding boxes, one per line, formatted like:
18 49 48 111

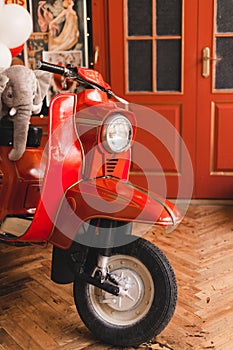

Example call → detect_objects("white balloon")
0 42 12 69
0 4 32 48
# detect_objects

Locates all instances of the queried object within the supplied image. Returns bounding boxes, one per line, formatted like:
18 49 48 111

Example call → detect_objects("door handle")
202 47 222 78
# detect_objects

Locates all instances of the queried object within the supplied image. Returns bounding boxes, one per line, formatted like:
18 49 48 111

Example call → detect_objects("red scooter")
0 61 182 347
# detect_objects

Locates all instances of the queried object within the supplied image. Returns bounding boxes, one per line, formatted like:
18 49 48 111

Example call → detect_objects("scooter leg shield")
50 177 182 246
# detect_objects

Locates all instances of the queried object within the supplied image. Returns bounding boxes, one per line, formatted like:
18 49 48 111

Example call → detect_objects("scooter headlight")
102 114 133 153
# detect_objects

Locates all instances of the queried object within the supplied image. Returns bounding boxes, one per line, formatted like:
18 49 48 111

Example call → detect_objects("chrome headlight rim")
101 113 133 154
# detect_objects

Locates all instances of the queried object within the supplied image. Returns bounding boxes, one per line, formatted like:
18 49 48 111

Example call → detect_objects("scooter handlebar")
36 61 128 104
36 60 76 77
36 60 108 91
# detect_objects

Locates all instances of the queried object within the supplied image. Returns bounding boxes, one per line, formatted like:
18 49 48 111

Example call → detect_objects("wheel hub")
103 268 143 311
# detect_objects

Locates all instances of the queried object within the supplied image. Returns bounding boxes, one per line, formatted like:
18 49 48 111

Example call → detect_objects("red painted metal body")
0 68 181 247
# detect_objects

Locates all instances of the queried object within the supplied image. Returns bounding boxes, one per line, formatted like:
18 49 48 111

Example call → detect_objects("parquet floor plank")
0 312 46 350
0 328 23 350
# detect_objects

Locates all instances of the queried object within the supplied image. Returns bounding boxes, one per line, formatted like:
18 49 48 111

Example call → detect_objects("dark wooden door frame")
91 0 110 82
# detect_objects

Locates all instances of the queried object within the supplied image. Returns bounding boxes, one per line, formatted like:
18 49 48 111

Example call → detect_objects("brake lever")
106 90 129 105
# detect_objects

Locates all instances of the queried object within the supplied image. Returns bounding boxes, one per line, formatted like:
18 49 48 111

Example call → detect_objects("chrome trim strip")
76 117 102 126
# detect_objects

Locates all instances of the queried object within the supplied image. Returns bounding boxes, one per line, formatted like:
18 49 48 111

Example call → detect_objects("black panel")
0 121 42 148
156 40 181 91
215 37 233 89
128 40 152 91
87 0 94 67
156 0 182 36
217 0 233 33
127 0 152 36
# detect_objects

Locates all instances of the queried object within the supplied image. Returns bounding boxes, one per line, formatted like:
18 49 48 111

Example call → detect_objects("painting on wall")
28 0 89 66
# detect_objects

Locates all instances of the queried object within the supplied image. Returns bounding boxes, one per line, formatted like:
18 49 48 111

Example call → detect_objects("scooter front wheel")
73 237 177 347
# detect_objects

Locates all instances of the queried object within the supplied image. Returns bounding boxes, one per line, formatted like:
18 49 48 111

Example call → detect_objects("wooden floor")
0 203 233 350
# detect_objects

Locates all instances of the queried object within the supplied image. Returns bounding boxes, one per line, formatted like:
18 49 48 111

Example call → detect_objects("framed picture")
42 49 83 101
28 0 89 67
26 32 49 69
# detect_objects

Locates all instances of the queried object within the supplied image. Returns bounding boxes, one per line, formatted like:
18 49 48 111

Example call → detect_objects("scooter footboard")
50 177 182 248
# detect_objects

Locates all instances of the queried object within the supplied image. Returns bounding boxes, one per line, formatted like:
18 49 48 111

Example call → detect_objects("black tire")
73 237 177 347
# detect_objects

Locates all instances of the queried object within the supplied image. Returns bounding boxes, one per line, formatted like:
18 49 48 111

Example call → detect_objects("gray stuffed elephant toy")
0 65 51 161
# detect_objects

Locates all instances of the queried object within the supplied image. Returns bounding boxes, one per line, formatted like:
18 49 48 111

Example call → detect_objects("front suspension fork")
75 219 133 294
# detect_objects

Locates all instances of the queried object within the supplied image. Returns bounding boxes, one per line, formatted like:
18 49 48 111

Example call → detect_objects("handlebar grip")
36 61 69 75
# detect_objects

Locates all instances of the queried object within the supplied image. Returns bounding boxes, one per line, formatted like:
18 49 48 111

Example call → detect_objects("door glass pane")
156 40 181 91
217 0 233 33
215 37 233 89
126 0 182 92
156 0 182 35
127 0 152 36
128 41 152 91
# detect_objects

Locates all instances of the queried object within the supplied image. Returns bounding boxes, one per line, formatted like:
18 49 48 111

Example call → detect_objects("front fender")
50 177 182 247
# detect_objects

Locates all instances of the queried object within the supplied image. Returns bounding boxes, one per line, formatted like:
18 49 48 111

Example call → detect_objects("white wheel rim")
89 254 154 326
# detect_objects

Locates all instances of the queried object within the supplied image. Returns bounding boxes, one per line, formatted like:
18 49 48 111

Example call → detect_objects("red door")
196 0 233 197
92 0 233 198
